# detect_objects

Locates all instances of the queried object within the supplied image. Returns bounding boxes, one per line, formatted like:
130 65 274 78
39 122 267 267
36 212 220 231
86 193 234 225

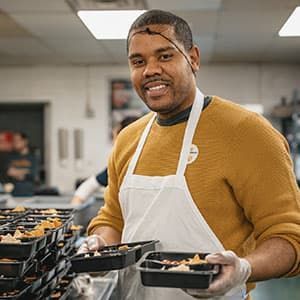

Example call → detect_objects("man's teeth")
148 85 166 91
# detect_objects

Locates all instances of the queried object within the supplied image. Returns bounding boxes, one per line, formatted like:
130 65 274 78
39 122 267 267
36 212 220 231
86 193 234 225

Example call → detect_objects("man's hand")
71 196 84 205
184 251 251 299
77 234 107 254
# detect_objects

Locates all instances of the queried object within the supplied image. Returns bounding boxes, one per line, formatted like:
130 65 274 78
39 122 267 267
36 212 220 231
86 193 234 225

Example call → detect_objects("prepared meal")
71 240 159 273
69 225 82 231
11 206 26 213
138 251 219 289
0 234 21 244
39 208 58 215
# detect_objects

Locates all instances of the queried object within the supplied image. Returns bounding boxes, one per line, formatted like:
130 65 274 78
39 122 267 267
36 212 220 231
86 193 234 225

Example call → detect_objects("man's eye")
131 59 144 66
160 53 173 61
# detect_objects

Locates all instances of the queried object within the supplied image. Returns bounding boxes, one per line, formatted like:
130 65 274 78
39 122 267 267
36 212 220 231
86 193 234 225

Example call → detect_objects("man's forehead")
129 24 175 43
128 24 179 53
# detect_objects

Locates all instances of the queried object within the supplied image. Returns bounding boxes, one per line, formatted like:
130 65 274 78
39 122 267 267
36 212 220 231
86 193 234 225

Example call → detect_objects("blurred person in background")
71 116 139 205
6 132 39 197
0 131 14 191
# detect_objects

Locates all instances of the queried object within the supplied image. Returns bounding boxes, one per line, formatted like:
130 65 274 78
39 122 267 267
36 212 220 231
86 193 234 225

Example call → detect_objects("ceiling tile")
45 38 111 60
222 0 300 11
0 12 31 37
9 12 90 39
0 0 70 13
217 10 289 36
176 11 219 36
0 37 53 56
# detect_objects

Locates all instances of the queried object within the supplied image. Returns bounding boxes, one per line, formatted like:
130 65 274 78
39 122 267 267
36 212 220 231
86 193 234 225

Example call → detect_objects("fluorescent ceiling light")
78 10 146 39
279 6 300 37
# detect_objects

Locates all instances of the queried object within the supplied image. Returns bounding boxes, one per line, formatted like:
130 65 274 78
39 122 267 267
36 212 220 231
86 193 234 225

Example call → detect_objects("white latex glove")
185 251 251 299
77 234 107 254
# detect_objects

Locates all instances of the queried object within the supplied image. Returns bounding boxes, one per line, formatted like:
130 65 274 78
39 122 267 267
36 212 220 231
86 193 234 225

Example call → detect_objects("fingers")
77 242 89 254
206 250 237 265
77 235 107 254
87 236 101 251
184 288 212 298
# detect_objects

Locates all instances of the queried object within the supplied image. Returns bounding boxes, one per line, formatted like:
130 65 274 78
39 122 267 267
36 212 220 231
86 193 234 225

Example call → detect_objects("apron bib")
118 89 247 300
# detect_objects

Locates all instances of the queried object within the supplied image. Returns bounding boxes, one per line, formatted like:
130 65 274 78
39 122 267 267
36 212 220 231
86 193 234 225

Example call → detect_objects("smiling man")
82 10 300 300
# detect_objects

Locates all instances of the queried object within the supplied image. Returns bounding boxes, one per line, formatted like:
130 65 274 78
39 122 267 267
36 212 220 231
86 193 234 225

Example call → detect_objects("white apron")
118 88 247 300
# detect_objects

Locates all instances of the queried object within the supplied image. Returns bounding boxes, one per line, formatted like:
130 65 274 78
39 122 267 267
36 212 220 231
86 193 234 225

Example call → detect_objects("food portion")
0 233 21 244
162 254 207 266
11 206 26 213
159 254 208 272
70 224 82 231
39 208 58 215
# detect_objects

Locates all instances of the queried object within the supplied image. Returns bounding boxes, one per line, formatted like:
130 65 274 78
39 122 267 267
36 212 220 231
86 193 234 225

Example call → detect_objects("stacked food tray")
0 207 80 300
137 251 220 289
70 240 159 273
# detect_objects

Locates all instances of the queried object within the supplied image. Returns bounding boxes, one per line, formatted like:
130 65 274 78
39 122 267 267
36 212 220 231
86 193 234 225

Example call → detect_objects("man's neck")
156 96 212 126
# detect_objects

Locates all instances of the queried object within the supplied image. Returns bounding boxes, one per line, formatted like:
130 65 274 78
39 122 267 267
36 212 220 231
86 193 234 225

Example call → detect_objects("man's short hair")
127 9 193 52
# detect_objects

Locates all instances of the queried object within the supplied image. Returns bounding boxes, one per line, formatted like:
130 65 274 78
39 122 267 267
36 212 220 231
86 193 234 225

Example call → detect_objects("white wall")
0 63 299 192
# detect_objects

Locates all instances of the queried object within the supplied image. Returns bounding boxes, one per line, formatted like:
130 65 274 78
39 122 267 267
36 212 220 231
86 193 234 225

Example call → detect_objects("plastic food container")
70 240 159 273
138 251 220 289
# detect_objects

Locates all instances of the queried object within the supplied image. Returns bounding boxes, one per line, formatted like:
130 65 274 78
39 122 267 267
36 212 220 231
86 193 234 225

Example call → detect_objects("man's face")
128 24 200 119
13 134 28 152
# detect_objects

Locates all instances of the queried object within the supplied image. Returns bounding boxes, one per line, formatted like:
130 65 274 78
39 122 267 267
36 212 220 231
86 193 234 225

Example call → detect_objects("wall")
0 63 299 192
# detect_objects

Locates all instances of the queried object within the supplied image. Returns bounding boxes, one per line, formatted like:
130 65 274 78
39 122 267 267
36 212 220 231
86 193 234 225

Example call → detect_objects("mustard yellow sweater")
88 96 300 279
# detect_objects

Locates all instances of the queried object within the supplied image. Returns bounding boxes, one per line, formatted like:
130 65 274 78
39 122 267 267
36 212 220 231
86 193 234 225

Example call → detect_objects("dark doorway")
0 103 46 184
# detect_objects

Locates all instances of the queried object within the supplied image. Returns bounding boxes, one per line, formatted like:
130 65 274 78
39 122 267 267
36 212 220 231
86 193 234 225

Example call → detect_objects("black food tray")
93 240 159 262
0 235 39 260
138 251 220 289
0 278 20 293
46 274 75 300
122 240 159 261
0 209 28 218
0 284 30 300
70 247 136 273
0 257 32 278
29 208 74 216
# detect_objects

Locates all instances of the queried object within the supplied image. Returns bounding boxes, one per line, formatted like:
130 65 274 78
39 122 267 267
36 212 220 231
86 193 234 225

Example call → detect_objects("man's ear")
189 45 200 74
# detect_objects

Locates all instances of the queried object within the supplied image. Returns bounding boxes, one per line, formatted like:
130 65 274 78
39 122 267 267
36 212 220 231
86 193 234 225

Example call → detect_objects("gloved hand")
184 250 251 299
77 234 107 254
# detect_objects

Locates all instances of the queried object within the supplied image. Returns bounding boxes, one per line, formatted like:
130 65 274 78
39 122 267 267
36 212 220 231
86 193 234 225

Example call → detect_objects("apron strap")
176 88 204 176
126 88 204 177
126 113 156 176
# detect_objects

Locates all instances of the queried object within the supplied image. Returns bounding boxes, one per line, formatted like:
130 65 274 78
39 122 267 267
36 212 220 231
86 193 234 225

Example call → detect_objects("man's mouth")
144 82 169 98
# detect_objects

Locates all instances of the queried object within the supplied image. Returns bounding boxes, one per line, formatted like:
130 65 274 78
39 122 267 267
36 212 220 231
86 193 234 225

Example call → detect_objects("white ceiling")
0 0 299 66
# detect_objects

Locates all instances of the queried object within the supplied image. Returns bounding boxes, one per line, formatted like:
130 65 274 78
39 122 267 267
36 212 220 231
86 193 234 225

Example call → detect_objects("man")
0 131 13 183
80 10 300 299
7 132 39 196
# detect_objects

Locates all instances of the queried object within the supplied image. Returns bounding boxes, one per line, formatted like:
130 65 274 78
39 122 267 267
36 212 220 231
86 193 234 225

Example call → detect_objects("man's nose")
143 59 162 77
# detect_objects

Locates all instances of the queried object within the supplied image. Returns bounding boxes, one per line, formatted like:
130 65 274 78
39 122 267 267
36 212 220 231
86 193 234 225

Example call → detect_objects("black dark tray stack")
0 208 79 300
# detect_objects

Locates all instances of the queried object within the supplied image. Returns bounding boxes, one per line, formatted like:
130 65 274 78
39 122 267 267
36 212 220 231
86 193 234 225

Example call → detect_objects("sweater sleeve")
87 147 124 235
227 113 300 277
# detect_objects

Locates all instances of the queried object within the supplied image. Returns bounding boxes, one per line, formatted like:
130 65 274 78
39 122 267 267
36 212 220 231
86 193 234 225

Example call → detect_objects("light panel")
279 7 300 37
78 10 146 39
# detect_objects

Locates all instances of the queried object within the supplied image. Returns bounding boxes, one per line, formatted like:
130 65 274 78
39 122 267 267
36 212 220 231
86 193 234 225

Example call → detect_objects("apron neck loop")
126 113 156 176
176 88 204 176
126 88 204 177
